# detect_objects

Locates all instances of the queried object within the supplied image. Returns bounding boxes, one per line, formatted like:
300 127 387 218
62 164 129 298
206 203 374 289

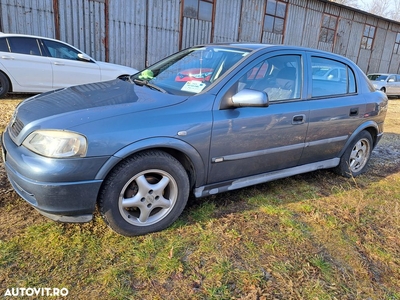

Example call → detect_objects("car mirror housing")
77 53 92 62
231 89 269 107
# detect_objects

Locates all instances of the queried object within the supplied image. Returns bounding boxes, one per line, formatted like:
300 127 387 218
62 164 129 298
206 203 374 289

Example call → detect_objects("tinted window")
311 57 356 97
0 38 9 52
241 54 302 101
42 39 81 60
8 37 41 55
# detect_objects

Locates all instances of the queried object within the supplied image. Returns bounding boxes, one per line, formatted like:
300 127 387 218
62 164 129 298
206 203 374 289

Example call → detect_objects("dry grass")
0 94 399 299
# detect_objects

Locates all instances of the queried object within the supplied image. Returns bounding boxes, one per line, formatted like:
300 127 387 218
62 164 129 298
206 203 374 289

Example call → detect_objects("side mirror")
77 53 92 62
231 89 269 107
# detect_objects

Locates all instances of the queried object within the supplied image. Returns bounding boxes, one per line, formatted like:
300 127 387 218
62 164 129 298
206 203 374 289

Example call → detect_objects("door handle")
1 56 14 60
349 107 358 116
53 62 65 66
292 114 305 125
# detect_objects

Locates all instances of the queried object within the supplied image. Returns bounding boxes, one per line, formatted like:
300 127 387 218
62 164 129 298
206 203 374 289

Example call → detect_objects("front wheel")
335 131 373 178
99 151 190 236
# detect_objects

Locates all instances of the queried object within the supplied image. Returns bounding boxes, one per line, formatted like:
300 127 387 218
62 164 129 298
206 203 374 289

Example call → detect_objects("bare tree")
330 0 400 21
329 0 359 8
358 0 400 21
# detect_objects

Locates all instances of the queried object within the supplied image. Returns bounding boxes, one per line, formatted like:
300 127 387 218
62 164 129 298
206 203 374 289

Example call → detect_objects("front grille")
10 117 24 137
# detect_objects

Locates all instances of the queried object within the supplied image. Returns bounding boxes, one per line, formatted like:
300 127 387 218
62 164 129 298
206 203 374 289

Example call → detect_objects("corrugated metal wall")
238 0 263 42
108 0 146 69
0 0 400 73
0 0 54 37
58 0 107 61
146 0 180 66
213 0 241 43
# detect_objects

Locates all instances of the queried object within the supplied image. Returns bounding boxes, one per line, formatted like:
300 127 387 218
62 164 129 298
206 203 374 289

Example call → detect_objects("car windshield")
367 74 388 81
131 46 251 95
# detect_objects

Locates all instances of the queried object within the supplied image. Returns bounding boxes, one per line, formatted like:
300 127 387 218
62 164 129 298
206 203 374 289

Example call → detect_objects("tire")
0 72 10 98
99 150 190 236
335 131 373 178
380 87 386 94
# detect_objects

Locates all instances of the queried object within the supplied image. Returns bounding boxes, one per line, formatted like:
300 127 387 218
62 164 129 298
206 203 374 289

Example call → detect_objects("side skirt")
194 158 340 198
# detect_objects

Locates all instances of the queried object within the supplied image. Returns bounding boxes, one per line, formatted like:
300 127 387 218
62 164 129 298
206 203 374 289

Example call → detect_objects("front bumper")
2 130 106 222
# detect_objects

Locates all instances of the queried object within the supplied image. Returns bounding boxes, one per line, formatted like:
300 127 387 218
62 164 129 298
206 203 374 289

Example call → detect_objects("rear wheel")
99 151 190 236
335 131 373 177
0 72 10 98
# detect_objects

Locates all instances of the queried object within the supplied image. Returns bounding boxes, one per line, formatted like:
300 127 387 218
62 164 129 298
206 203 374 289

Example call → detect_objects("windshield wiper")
132 78 168 94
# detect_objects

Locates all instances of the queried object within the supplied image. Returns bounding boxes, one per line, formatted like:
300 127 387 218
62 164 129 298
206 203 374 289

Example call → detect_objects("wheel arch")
95 137 207 190
338 121 379 157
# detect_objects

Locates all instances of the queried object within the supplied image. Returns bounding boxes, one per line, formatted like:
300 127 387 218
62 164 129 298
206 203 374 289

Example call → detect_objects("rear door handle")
349 107 358 116
53 62 65 66
292 114 305 125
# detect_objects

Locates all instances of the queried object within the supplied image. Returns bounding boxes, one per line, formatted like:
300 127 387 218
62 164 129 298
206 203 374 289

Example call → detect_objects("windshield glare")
132 46 251 95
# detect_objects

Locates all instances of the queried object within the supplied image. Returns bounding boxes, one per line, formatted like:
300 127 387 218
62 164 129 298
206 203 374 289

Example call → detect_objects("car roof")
0 32 58 41
198 42 355 61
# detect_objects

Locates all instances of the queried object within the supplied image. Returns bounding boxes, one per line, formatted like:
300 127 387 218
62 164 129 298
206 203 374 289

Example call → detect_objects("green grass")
2 172 399 299
0 99 399 299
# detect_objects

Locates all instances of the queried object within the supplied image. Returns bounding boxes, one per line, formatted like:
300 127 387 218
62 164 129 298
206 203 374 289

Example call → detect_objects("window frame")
218 50 306 110
183 0 214 22
361 24 376 50
310 55 357 99
394 33 400 54
263 0 287 35
319 13 338 44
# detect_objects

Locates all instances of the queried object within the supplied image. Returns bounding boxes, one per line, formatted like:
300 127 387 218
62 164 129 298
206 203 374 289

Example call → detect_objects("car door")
208 52 309 184
298 54 367 165
0 37 53 92
41 39 101 89
395 75 400 95
385 75 397 95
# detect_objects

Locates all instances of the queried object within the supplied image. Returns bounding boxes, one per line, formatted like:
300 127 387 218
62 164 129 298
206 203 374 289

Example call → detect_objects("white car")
367 73 400 96
0 33 138 98
312 65 347 82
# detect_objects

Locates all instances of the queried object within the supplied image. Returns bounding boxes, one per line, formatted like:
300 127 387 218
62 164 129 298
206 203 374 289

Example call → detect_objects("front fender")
95 137 207 185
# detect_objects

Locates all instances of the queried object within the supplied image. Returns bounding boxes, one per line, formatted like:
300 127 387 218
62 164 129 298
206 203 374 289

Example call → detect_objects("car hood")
13 79 188 139
96 61 139 75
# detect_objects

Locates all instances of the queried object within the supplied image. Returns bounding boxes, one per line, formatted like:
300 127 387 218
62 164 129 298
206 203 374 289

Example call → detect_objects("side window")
7 37 41 56
388 75 395 82
0 38 9 52
311 57 356 97
239 55 302 102
42 40 81 60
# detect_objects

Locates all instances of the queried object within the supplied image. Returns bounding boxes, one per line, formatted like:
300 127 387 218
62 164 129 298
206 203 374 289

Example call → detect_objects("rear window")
0 38 9 52
7 37 41 56
311 56 356 97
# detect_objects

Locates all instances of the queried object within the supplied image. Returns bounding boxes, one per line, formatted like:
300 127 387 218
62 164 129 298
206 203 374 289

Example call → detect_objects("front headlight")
22 130 87 158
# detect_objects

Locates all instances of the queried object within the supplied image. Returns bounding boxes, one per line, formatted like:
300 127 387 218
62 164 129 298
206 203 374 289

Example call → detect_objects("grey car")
1 44 388 236
367 73 400 96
